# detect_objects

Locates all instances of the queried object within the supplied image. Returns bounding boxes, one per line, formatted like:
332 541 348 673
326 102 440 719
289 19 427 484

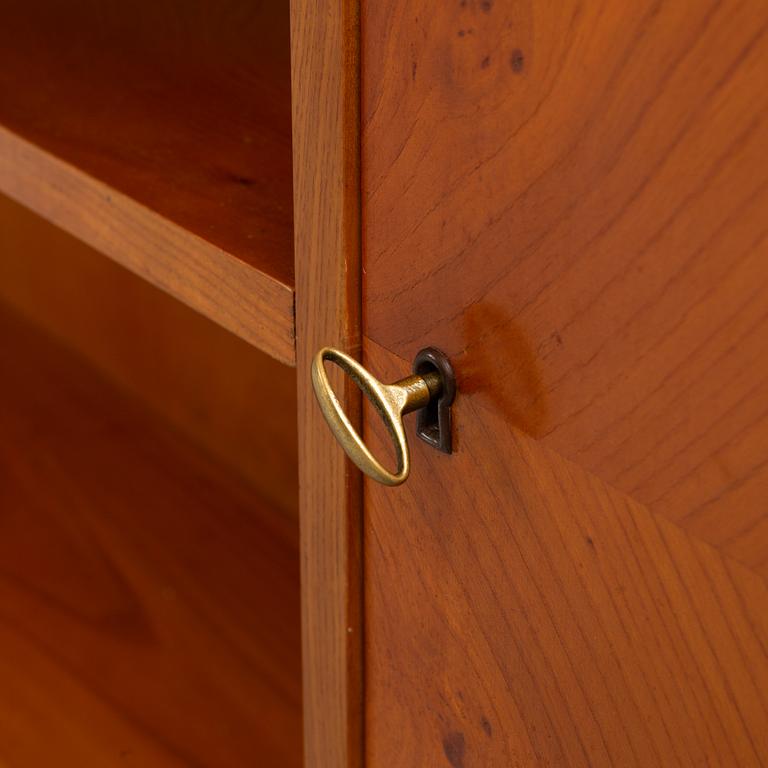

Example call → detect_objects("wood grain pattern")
0 193 298 514
0 304 302 767
363 339 768 768
361 0 768 572
0 1 295 364
291 0 363 766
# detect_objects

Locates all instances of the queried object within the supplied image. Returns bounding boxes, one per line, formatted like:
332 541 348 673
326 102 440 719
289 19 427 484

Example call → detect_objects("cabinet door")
361 2 768 765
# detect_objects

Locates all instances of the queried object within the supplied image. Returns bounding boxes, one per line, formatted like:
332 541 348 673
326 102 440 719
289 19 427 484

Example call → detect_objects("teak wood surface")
0 1 295 364
364 342 768 767
361 1 768 765
0 306 302 767
291 0 363 766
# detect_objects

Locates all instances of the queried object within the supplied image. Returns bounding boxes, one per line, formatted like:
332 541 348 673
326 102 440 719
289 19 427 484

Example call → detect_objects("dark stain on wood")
510 48 524 72
458 303 549 438
442 731 466 767
230 174 256 187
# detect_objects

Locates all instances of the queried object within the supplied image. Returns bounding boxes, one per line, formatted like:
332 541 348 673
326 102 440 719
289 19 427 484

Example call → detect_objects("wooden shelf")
0 1 295 365
0 304 302 767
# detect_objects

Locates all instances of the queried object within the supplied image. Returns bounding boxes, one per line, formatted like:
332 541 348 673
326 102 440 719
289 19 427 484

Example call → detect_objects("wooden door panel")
361 0 768 575
363 339 768 767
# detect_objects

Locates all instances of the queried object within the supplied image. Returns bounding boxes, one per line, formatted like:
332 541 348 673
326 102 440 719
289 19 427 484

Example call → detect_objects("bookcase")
0 2 347 765
3 2 768 768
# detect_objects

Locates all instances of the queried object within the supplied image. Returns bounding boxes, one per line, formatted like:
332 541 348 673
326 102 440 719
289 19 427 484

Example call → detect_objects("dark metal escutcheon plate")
412 347 456 454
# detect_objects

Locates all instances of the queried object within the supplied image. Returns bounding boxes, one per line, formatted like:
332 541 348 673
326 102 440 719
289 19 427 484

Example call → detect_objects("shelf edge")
0 124 296 366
